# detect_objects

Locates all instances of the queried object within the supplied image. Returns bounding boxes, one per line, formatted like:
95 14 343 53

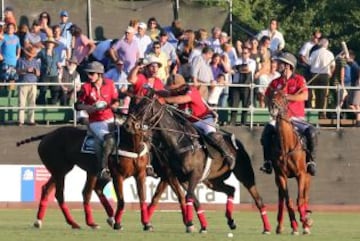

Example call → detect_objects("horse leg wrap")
140 202 149 225
59 203 75 225
37 198 49 220
115 208 124 224
277 201 284 224
196 208 207 229
260 207 271 232
84 203 95 225
147 204 157 220
180 204 186 225
225 197 234 220
185 198 194 225
98 195 114 217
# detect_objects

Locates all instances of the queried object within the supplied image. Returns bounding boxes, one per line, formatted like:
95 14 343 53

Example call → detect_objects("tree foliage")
205 0 360 58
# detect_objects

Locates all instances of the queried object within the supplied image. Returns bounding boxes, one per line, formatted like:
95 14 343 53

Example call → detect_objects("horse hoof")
106 217 115 228
303 227 311 235
71 223 81 229
33 219 42 229
262 230 271 235
227 219 237 230
306 218 314 227
186 225 196 233
276 226 283 234
88 223 100 229
143 223 154 232
199 227 207 234
292 230 299 235
113 223 123 230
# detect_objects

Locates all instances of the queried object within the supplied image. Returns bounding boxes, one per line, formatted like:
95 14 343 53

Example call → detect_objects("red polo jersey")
133 73 165 96
78 78 119 122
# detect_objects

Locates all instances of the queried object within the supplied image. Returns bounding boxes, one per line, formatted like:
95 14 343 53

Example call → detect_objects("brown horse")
123 90 272 233
109 125 202 231
268 90 313 235
16 127 115 229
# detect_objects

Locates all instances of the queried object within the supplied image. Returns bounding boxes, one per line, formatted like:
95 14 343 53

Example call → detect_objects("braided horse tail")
16 134 47 147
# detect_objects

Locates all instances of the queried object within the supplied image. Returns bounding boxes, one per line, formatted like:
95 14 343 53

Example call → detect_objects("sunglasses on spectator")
153 46 161 49
87 72 96 76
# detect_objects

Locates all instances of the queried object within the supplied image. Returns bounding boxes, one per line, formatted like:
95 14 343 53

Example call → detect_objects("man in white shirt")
257 19 285 55
135 22 152 58
229 47 256 125
309 38 335 118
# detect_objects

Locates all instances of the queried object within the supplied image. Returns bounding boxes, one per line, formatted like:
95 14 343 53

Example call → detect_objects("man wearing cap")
109 26 140 74
16 45 40 126
59 56 81 106
162 74 235 170
128 55 165 96
158 30 178 66
135 22 152 59
75 61 119 179
58 10 72 55
260 52 317 176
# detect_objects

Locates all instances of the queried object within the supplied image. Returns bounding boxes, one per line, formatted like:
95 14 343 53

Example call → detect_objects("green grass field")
0 209 359 241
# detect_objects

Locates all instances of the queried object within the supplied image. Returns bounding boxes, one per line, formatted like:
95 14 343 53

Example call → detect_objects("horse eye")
135 123 141 129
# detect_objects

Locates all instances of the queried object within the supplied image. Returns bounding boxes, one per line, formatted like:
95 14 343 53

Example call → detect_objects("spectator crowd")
1 6 360 126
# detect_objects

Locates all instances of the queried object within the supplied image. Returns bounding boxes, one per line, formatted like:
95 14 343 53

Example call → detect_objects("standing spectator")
257 59 280 108
191 46 214 101
58 10 73 58
24 20 44 52
229 47 256 126
308 38 335 118
52 25 68 68
3 7 17 29
298 30 322 72
0 23 21 89
147 41 169 83
16 24 29 58
104 59 129 113
58 56 80 106
257 19 285 55
109 26 140 74
135 22 152 58
69 24 96 81
16 45 40 126
0 21 4 41
36 37 62 105
104 59 128 92
147 17 161 42
162 19 184 48
195 28 209 46
347 50 360 126
177 29 196 80
91 38 118 70
158 30 178 66
208 27 222 54
38 11 53 40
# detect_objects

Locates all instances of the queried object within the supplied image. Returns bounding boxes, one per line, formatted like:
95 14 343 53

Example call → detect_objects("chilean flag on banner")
21 166 54 202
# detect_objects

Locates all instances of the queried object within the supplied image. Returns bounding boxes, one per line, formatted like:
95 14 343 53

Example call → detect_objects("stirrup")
98 168 111 179
146 165 157 178
260 161 272 174
306 161 316 176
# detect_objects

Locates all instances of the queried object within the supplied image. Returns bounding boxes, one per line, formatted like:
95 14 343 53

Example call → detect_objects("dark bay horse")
268 90 313 235
123 91 271 233
16 127 115 229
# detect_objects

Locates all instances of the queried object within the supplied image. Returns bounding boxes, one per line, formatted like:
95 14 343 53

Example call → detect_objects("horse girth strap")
176 141 202 154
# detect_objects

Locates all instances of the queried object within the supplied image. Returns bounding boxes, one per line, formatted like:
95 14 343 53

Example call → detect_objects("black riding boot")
207 132 236 170
99 134 115 179
304 126 317 176
260 123 276 174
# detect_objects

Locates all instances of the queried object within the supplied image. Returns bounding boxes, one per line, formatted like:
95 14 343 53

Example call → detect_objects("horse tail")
16 134 47 147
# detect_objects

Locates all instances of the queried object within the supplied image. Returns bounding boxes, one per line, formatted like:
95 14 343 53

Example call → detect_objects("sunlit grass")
0 209 359 241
